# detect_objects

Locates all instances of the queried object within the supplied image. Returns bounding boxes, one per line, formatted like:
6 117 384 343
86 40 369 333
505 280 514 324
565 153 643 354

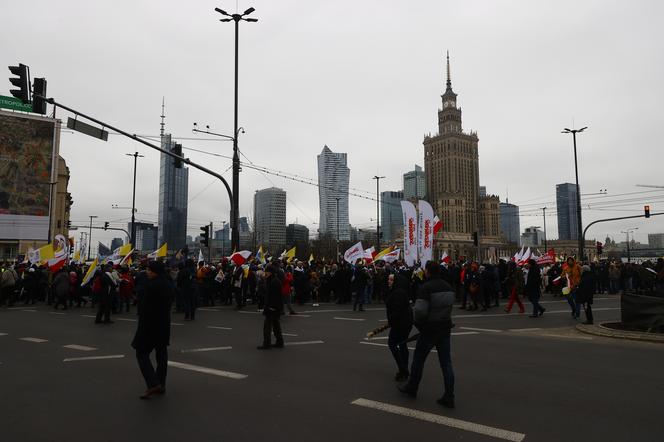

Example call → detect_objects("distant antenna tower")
160 97 165 137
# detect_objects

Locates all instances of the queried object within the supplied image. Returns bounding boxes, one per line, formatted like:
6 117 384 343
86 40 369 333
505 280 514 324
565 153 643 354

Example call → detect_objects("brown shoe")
140 385 164 400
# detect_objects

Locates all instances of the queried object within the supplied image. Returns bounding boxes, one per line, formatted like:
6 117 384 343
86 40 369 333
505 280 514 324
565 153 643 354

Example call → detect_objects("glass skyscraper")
317 145 350 240
157 134 189 251
556 182 578 240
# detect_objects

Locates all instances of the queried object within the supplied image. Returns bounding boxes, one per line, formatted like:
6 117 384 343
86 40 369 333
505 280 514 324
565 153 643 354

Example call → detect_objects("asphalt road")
1 294 662 442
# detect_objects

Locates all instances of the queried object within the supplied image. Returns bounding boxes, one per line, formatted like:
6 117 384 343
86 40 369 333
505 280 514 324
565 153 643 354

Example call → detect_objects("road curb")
576 323 664 344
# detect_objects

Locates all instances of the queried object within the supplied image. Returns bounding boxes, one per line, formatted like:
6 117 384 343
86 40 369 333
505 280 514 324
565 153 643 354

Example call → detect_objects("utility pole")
215 6 258 252
87 215 97 261
542 207 547 252
209 221 213 263
621 228 638 263
373 176 385 251
126 152 144 247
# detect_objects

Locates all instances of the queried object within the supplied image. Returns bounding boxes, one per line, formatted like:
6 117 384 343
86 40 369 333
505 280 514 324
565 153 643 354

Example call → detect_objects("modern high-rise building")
423 53 480 256
556 183 578 240
286 224 309 247
157 133 189 251
254 187 287 251
521 226 545 247
128 222 158 251
110 238 123 251
381 190 404 243
479 186 487 198
648 233 664 249
499 202 520 244
317 145 350 240
403 165 425 200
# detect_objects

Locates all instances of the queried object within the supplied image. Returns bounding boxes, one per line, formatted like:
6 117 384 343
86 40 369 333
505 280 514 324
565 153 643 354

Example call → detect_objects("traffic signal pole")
581 212 664 260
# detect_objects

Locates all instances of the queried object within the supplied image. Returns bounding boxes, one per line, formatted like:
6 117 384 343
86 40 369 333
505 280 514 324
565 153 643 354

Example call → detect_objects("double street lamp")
214 5 257 251
562 126 587 261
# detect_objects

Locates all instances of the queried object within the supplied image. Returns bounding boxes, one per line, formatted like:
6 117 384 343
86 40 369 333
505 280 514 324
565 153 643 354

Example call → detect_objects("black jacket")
385 275 412 328
576 271 595 304
413 276 455 334
131 274 174 352
264 275 284 316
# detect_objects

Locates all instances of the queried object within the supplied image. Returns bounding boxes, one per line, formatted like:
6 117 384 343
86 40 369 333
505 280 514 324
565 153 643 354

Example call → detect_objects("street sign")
66 117 108 141
0 95 33 112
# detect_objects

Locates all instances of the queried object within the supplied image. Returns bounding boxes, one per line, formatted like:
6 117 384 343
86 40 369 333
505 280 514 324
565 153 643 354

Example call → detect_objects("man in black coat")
132 260 174 399
386 273 413 381
257 264 284 350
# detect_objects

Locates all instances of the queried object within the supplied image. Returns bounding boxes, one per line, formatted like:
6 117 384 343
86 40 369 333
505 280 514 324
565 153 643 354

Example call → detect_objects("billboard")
0 110 59 240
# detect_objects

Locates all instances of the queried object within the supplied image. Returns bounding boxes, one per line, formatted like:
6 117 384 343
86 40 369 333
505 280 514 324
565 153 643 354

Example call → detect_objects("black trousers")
95 294 111 323
583 302 594 323
262 313 284 346
136 345 168 389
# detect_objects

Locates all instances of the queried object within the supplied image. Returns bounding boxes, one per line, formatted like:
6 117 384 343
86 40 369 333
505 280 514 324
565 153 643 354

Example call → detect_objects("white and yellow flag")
148 243 167 259
81 258 98 286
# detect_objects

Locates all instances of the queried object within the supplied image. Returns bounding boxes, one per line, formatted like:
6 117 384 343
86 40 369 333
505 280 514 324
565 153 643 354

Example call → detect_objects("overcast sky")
3 0 664 248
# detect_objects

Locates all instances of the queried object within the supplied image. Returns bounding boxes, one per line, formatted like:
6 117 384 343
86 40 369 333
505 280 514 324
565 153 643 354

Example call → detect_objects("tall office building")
648 233 664 249
499 202 520 244
317 145 350 240
556 183 578 240
128 221 158 251
381 190 404 243
424 53 480 237
286 224 309 247
254 187 287 251
403 165 426 200
157 130 189 251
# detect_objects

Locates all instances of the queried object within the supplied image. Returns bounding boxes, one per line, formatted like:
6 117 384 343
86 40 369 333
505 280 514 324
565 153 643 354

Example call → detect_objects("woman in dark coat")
132 260 174 400
576 265 595 324
525 259 546 318
386 273 413 381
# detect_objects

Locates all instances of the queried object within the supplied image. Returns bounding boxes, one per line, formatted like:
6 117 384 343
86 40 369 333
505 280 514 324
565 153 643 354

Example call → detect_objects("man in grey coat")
398 260 456 408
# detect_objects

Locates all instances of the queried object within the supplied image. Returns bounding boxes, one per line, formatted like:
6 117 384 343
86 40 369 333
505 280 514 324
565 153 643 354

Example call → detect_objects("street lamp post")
621 228 638 263
373 176 385 251
87 215 97 261
335 197 341 261
215 6 258 252
541 207 547 252
126 152 144 247
562 126 587 261
46 181 58 244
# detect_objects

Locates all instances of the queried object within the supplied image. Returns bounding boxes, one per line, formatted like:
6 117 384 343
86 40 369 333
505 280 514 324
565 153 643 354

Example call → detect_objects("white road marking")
21 309 37 312
287 314 311 318
116 317 137 322
7 307 26 310
168 361 247 379
459 327 502 333
63 355 125 362
379 319 388 322
80 314 97 318
207 326 233 330
181 346 232 353
197 308 220 312
285 340 324 346
360 341 388 348
365 336 389 340
49 312 67 315
451 331 480 336
352 398 526 441
282 333 298 337
63 344 98 351
239 310 260 315
508 328 542 332
0 333 8 336
19 337 48 343
540 334 593 341
171 322 184 326
298 308 384 314
453 307 618 319
334 317 366 322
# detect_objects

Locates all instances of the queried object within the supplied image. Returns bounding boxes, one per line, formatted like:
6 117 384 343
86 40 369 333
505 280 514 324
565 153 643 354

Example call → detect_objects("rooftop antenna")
160 97 166 137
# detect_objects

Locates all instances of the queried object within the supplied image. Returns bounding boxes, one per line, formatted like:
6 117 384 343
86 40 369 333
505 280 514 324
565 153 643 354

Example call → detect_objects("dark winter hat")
148 260 165 275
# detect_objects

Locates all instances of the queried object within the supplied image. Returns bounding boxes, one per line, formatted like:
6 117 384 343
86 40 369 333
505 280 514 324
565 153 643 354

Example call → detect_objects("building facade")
317 145 350 241
521 226 544 247
254 188 287 252
110 238 123 250
403 165 425 200
129 222 158 251
556 182 578 241
286 223 309 247
157 134 189 251
648 233 664 249
499 202 520 245
478 195 500 237
380 190 404 244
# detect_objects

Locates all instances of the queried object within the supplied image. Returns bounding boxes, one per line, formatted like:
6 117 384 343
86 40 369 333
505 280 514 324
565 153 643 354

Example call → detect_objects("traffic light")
472 231 479 246
645 205 651 218
173 143 183 168
200 225 210 247
32 77 47 115
596 241 603 255
66 219 71 229
104 222 109 230
8 63 30 103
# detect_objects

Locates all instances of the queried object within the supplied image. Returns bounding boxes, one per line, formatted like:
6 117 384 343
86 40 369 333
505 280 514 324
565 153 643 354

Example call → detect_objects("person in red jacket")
119 266 135 313
281 265 297 315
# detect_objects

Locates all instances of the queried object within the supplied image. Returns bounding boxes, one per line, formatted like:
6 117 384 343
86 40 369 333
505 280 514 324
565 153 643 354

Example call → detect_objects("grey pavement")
1 294 662 442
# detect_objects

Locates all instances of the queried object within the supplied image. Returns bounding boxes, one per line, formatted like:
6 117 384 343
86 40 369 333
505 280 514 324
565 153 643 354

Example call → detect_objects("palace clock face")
444 100 455 108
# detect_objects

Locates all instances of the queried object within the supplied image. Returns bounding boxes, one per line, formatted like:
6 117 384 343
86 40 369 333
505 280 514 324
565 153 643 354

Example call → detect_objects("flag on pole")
81 258 98 286
374 246 394 262
363 246 376 264
230 250 252 266
441 251 451 264
280 247 296 263
256 246 267 265
417 200 435 269
380 248 400 263
148 243 167 259
308 253 314 265
433 215 443 236
343 241 365 264
28 243 55 265
119 249 134 266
